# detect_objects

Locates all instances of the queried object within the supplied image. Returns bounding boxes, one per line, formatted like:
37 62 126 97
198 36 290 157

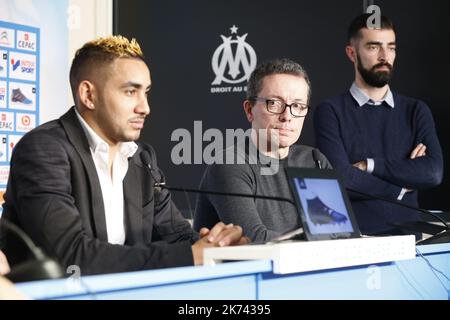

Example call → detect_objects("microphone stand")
0 219 65 282
346 189 450 245
156 183 296 206
347 188 450 229
157 183 304 243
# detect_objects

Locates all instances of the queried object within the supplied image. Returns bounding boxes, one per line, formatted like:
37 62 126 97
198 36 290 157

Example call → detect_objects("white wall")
67 0 113 106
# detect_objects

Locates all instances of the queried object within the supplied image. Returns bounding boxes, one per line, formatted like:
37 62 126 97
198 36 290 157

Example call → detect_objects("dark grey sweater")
193 144 331 242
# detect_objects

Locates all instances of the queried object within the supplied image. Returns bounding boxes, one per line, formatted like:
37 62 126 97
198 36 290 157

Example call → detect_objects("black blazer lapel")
123 157 143 245
59 107 108 242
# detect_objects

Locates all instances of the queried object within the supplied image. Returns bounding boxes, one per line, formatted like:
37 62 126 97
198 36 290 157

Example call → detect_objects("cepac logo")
0 111 14 132
210 25 257 94
17 31 37 52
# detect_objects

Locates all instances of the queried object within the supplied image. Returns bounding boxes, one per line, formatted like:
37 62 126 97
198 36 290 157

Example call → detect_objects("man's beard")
357 53 393 88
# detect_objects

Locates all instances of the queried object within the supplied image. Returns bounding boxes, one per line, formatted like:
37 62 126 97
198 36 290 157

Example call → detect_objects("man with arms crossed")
314 14 443 237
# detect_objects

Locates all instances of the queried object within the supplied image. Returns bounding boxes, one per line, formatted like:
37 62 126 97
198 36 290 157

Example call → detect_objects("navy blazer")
0 107 198 275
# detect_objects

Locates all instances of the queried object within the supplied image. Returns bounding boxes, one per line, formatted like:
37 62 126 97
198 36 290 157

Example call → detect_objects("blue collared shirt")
350 82 395 108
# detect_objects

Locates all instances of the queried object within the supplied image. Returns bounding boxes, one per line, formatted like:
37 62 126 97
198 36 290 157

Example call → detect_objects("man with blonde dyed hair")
0 36 247 276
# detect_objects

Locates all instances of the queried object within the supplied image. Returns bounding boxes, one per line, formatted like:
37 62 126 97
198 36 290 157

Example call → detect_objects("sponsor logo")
0 31 8 43
22 115 30 126
11 87 33 105
17 31 37 52
11 58 35 74
9 83 36 111
11 59 20 71
0 28 14 48
0 112 14 131
211 25 257 94
15 113 35 132
0 166 10 185
9 53 36 81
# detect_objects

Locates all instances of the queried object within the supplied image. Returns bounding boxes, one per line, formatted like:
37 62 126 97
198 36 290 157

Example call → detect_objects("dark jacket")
0 107 198 275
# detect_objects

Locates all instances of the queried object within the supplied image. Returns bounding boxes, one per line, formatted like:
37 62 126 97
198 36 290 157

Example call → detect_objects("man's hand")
0 276 28 299
353 160 367 171
0 250 10 276
404 143 427 193
410 143 427 159
192 222 250 265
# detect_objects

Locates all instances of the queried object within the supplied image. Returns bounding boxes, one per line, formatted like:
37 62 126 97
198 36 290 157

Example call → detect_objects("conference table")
16 243 450 300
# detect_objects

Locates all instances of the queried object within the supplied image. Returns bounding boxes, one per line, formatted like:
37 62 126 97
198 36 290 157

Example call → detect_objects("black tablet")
285 167 361 241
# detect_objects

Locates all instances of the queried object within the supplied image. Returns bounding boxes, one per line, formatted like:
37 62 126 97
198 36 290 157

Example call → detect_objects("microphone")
312 149 323 169
310 152 450 244
0 219 65 283
139 150 296 206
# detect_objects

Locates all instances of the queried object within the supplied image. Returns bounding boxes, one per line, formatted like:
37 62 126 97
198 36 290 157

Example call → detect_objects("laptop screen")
286 168 361 241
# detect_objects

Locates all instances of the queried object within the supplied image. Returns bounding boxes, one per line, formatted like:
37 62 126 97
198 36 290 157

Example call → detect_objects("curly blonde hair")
76 35 144 59
70 35 145 100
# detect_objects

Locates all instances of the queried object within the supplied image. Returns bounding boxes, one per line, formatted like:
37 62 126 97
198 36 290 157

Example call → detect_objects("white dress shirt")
75 109 138 244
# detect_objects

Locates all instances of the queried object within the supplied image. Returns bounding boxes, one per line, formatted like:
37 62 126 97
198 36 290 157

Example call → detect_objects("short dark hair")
348 13 396 44
246 58 311 103
69 35 145 103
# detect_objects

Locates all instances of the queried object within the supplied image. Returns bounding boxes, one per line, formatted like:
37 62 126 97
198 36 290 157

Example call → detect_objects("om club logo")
211 25 257 93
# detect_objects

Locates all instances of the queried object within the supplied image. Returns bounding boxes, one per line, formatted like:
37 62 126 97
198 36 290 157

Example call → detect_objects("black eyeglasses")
249 97 309 117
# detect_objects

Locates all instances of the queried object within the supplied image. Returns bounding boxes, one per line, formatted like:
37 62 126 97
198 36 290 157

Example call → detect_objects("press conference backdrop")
114 0 450 216
0 0 69 216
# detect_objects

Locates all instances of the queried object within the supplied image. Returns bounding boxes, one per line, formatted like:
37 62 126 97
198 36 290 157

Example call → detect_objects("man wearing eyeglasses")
194 59 332 243
314 14 443 238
